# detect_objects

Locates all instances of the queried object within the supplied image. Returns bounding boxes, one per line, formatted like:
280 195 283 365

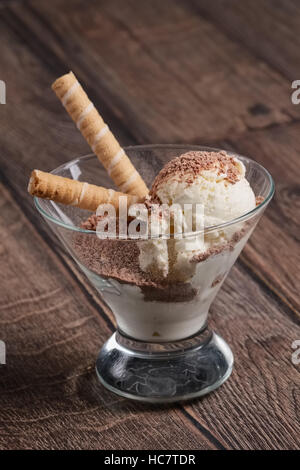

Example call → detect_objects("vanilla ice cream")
139 150 256 280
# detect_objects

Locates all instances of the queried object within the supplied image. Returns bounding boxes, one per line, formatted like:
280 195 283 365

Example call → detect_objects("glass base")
96 328 234 403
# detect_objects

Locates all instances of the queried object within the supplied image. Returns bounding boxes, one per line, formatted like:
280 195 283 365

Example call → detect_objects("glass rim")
34 144 275 238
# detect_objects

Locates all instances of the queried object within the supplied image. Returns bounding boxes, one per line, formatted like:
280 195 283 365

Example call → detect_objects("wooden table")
0 0 299 450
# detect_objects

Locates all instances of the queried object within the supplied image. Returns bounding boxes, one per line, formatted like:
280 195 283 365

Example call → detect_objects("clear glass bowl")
34 145 274 403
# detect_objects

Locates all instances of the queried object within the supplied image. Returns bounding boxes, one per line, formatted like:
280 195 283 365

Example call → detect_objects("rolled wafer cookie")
52 72 148 198
28 170 139 212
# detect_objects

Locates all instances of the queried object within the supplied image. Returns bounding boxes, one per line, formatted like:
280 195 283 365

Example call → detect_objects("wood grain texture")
0 184 216 450
191 0 300 81
0 0 299 450
189 261 300 449
6 0 300 144
227 122 300 318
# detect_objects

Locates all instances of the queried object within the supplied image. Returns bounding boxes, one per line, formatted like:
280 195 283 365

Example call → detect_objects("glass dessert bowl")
34 145 274 403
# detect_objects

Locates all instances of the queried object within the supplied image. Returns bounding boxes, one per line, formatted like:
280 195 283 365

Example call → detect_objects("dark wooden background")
0 0 299 450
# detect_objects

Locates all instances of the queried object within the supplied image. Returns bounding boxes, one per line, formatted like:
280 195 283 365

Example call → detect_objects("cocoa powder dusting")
74 151 262 298
149 150 241 200
77 199 261 288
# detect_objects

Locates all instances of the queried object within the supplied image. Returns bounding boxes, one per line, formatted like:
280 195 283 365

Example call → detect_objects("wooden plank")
185 260 300 450
0 183 218 450
0 0 299 450
225 121 300 317
191 0 300 81
7 0 300 145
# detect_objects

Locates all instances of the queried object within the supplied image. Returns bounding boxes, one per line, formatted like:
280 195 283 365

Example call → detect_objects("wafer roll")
28 170 139 212
52 72 148 198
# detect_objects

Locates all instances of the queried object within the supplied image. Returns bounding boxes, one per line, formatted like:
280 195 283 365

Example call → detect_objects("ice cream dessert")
72 150 258 342
29 72 260 343
28 72 274 403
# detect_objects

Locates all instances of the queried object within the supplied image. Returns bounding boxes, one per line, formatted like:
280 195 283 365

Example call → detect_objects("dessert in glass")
29 73 274 402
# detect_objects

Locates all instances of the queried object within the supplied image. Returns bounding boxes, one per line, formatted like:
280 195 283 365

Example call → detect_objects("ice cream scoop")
150 150 255 225
139 150 256 279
